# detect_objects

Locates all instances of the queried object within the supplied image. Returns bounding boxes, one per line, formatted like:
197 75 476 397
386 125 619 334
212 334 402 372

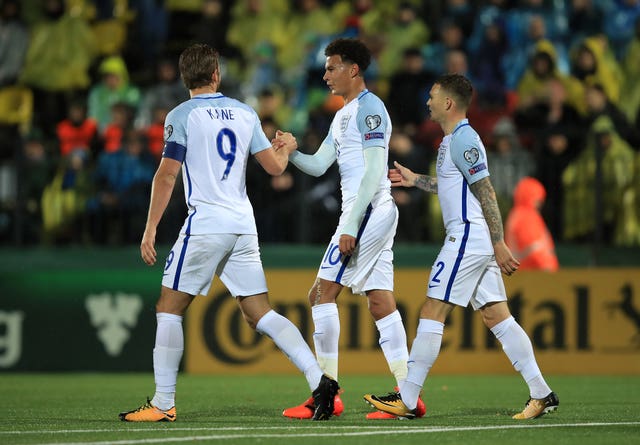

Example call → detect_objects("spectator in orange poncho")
505 177 559 271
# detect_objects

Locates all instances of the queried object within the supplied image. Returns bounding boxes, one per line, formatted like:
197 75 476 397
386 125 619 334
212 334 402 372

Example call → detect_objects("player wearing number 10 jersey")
119 43 339 422
282 38 425 420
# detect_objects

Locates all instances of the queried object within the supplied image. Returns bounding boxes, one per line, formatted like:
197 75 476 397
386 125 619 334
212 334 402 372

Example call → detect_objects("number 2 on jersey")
216 128 237 180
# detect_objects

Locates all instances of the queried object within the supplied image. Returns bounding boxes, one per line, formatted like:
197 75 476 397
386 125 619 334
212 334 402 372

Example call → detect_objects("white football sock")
400 319 444 410
152 312 183 410
375 310 409 386
256 309 323 391
491 316 552 399
311 303 340 380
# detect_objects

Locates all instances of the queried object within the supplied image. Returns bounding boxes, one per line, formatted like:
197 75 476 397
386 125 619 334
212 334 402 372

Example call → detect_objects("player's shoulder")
358 90 385 109
451 121 481 148
165 99 191 122
356 90 389 124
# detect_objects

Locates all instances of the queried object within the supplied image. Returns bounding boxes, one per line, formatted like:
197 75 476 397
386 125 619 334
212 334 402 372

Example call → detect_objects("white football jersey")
162 92 270 235
435 119 493 254
324 89 393 220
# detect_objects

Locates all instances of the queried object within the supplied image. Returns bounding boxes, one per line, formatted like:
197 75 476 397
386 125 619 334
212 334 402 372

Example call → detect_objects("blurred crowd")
0 0 639 247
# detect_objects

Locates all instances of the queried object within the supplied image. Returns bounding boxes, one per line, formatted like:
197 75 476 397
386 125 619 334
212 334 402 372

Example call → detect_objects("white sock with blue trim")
256 309 323 391
152 312 183 410
400 319 444 410
491 316 551 399
375 310 409 386
311 303 340 380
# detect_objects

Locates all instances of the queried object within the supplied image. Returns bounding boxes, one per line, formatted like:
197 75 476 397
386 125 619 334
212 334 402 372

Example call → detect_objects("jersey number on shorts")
216 128 237 180
321 243 342 268
429 261 445 288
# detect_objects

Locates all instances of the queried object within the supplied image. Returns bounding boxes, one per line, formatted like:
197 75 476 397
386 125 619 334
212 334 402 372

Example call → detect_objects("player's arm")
389 161 437 193
141 157 181 266
469 177 520 276
255 131 298 176
288 137 336 177
469 177 504 245
450 132 518 275
339 146 386 255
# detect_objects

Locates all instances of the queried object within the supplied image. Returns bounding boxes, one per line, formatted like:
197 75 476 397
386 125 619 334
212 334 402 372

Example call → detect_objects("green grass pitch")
1 374 639 445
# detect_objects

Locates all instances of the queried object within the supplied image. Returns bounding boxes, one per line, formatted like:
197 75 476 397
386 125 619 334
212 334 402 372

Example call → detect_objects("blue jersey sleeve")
450 127 490 185
162 106 187 162
356 95 389 149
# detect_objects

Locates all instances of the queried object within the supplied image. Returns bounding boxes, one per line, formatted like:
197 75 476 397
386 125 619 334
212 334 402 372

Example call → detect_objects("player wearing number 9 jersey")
119 43 340 423
162 94 269 237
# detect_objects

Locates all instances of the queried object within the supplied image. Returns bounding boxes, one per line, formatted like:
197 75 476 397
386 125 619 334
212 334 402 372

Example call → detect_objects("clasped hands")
272 130 298 154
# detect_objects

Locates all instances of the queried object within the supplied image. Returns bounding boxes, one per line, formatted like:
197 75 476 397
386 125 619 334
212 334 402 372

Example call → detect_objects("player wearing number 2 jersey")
282 38 425 420
364 74 558 420
119 43 339 422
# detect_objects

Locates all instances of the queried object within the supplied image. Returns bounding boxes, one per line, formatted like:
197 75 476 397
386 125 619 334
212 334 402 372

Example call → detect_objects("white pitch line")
1 425 417 435
14 422 640 445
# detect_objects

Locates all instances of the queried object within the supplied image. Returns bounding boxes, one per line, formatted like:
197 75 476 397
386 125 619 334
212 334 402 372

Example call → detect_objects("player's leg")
120 233 231 422
365 251 487 418
342 200 409 385
480 300 557 419
367 289 408 386
281 276 343 419
365 288 428 419
311 201 397 382
223 235 340 420
401 297 452 408
238 292 339 420
119 287 193 422
280 278 344 419
364 297 451 418
152 288 193 410
237 293 324 390
309 278 343 381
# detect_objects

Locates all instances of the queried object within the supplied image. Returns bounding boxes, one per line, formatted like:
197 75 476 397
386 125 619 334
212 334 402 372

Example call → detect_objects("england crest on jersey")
340 114 351 134
436 142 447 168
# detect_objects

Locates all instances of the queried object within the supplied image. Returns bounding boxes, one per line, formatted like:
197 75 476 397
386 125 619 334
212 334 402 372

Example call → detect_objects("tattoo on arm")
415 175 438 194
469 177 503 244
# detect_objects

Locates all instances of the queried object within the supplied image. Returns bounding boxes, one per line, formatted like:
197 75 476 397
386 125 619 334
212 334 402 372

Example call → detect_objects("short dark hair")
179 43 219 90
325 38 371 73
435 73 473 110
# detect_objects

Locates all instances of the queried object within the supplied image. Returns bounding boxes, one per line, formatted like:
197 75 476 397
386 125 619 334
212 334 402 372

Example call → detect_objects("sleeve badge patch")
463 147 479 164
164 124 173 141
365 114 381 130
468 162 487 175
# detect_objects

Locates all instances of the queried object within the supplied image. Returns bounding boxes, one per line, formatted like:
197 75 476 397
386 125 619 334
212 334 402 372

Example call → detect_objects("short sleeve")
162 107 187 162
356 96 389 149
450 129 490 185
249 113 271 155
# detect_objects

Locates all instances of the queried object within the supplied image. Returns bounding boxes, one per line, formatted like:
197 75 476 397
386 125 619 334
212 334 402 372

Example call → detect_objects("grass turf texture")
1 374 638 445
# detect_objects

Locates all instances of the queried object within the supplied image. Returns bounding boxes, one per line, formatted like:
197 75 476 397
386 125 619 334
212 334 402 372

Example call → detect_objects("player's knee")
308 279 323 306
155 299 186 316
368 296 396 320
309 279 342 306
239 308 260 330
479 301 511 328
243 314 259 330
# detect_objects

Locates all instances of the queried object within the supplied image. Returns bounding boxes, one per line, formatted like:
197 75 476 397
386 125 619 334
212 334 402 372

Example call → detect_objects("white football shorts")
425 249 507 310
317 200 398 295
161 233 268 297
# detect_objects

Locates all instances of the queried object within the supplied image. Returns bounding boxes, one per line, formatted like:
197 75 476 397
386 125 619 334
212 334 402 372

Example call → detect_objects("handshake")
272 130 298 154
